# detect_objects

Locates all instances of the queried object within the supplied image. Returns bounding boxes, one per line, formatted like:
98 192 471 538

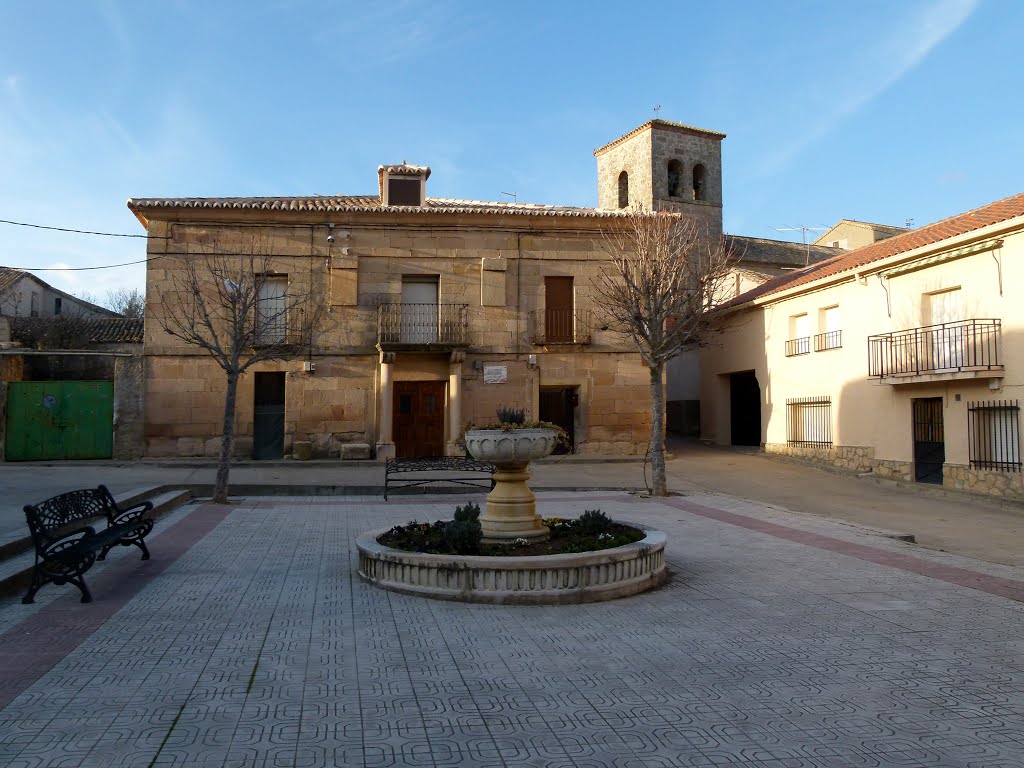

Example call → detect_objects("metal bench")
22 485 155 604
384 456 496 501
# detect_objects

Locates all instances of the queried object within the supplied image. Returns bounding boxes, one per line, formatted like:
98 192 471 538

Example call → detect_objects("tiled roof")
10 317 143 345
727 235 840 268
127 195 630 220
0 267 26 294
594 119 727 156
378 163 430 177
722 191 1024 310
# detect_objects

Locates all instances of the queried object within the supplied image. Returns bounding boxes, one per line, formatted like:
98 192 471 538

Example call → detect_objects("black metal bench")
384 456 496 501
22 485 155 604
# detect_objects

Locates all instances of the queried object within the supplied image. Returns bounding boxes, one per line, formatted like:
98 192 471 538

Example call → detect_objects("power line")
7 258 152 271
0 218 167 239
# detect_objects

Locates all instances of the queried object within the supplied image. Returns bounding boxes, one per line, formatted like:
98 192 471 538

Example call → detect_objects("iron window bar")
967 399 1021 472
867 318 1002 378
785 336 811 357
786 396 832 446
814 330 842 352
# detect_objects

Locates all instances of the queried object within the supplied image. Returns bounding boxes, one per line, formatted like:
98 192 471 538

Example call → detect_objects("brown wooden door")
545 276 574 343
393 381 446 458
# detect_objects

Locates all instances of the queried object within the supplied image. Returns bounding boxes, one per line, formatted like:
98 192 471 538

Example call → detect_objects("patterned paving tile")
1 492 1024 767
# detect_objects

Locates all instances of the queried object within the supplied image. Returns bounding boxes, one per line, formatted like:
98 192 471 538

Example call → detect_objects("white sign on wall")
483 365 508 384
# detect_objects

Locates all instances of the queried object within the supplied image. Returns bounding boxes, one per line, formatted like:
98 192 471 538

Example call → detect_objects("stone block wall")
112 355 145 460
944 463 1024 498
765 443 875 473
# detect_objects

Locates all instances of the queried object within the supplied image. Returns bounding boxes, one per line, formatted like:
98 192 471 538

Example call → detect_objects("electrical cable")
0 218 168 239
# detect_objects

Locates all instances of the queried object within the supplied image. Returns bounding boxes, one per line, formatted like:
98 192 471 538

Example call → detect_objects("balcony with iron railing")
377 303 469 349
867 318 1004 382
814 330 842 352
532 308 592 345
784 336 810 357
253 314 312 349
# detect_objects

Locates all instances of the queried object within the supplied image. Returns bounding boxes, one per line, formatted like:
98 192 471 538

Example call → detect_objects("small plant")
575 509 613 536
496 406 526 426
443 501 482 555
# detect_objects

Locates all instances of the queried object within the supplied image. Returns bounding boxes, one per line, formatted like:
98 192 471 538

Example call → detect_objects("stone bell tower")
594 119 725 240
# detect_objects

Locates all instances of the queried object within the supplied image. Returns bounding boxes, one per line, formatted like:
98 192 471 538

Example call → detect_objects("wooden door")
544 276 574 343
394 381 446 458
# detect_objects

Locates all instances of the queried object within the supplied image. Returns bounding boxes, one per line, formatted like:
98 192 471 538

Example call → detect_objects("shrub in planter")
575 509 613 536
444 502 482 555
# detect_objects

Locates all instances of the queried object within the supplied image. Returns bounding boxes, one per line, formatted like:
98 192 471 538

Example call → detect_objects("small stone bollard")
293 440 313 461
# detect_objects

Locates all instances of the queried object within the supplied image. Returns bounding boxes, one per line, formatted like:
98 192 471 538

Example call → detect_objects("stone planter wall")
357 526 667 605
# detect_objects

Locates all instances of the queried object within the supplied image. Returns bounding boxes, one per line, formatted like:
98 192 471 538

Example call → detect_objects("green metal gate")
5 381 114 461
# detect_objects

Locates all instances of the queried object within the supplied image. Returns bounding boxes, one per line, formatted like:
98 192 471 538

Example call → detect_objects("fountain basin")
356 524 667 605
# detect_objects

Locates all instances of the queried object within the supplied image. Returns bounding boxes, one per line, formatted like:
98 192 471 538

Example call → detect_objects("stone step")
0 488 192 599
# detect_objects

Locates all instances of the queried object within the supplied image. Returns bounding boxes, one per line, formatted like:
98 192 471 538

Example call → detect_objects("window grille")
968 400 1021 472
786 396 832 446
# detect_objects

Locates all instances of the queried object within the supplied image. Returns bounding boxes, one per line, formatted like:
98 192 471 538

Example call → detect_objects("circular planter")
357 524 667 605
464 428 558 543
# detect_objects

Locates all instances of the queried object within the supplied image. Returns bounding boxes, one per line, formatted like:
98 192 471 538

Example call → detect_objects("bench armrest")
43 526 97 558
110 501 153 526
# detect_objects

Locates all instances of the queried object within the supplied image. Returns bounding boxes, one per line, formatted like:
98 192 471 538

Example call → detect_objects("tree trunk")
648 364 668 496
213 371 239 504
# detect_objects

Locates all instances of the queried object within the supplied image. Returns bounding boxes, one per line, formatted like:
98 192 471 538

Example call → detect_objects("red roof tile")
722 192 1024 310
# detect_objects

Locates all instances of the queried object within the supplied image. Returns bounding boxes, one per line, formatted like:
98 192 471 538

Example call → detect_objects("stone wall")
596 130 652 211
765 443 875 473
944 463 1024 498
113 355 145 460
140 203 673 458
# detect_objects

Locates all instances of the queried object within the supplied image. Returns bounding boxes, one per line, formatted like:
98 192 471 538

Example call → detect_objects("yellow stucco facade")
701 197 1024 498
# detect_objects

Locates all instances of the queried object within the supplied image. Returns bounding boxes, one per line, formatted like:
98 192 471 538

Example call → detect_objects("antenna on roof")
772 224 828 266
500 191 517 204
905 217 914 229
653 104 662 117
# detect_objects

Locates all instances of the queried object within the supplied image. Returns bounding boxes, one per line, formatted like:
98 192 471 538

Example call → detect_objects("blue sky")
1 0 1018 301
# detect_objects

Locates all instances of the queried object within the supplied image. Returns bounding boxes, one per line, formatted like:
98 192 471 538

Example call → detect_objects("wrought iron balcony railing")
868 318 1002 378
377 303 469 346
785 336 810 357
814 330 842 352
532 308 592 345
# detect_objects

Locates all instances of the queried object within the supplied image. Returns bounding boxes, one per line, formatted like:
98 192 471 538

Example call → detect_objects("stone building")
128 120 729 460
0 267 117 319
701 191 1024 499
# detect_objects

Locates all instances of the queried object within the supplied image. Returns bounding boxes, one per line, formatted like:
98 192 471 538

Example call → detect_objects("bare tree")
105 287 145 318
596 209 735 496
155 239 326 503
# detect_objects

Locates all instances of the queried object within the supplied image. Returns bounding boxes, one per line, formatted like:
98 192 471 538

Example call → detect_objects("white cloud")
755 0 979 177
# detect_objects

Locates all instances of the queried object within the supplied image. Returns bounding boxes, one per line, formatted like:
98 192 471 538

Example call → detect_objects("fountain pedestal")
463 428 558 544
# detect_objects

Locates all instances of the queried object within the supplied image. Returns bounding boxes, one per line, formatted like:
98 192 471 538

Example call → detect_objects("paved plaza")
1 489 1024 767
